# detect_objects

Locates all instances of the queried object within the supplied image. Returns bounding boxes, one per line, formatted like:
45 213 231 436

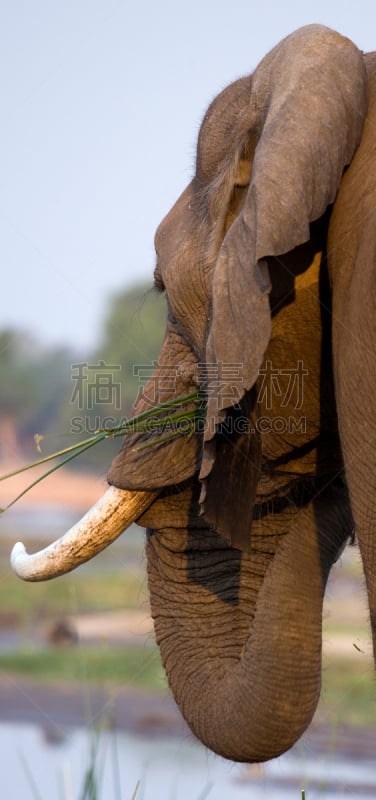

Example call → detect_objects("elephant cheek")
108 337 202 491
136 483 200 531
108 428 202 491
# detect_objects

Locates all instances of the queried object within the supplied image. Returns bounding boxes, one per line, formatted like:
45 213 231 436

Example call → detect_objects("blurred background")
0 1 376 797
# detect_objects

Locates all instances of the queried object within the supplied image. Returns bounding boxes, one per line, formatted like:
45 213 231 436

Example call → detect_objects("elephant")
10 24 376 763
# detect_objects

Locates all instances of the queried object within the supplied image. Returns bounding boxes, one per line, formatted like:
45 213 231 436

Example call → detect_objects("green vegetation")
316 556 376 728
0 281 167 468
319 655 376 727
0 329 73 462
0 566 149 620
0 527 149 618
0 528 165 691
0 642 372 724
0 644 165 690
98 282 167 412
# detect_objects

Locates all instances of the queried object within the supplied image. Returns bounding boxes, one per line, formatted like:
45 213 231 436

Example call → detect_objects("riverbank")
0 674 186 739
0 674 375 764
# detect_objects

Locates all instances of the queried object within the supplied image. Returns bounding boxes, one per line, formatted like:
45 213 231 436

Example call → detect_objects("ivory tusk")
10 486 158 582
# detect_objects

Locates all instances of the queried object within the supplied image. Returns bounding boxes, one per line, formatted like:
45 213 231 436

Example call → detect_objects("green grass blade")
1 434 106 512
0 389 204 483
0 434 103 482
94 390 204 436
0 389 206 511
133 425 195 453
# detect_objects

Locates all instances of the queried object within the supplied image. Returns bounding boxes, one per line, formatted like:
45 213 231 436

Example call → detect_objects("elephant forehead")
156 186 213 353
155 183 198 263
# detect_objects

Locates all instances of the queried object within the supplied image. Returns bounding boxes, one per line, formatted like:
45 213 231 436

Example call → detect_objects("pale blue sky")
1 0 375 352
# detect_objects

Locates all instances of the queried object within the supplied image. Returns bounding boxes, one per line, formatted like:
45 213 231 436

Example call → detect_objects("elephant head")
11 25 369 762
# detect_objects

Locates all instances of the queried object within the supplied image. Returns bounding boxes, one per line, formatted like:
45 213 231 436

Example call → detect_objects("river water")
1 719 376 799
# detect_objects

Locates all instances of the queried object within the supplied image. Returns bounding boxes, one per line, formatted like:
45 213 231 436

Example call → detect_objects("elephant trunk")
146 489 350 762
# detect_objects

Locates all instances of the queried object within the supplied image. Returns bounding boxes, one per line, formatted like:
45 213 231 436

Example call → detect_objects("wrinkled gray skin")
329 52 376 685
105 24 376 763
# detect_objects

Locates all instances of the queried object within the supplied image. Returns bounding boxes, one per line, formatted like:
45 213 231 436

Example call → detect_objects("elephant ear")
201 24 367 463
